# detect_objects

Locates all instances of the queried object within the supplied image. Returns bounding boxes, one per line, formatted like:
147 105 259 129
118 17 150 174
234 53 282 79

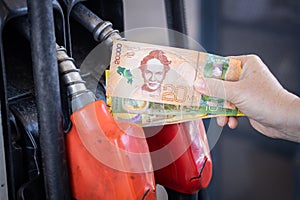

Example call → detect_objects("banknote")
108 96 244 127
106 40 243 126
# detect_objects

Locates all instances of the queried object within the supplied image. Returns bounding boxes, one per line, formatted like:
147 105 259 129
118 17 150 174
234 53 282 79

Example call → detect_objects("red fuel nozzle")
145 120 212 194
56 45 156 199
66 100 156 199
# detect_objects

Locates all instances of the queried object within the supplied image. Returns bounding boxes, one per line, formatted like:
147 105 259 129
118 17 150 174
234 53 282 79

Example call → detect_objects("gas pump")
63 1 213 199
0 0 213 199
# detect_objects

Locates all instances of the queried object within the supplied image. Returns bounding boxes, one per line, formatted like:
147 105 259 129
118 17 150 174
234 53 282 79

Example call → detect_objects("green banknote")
109 97 243 127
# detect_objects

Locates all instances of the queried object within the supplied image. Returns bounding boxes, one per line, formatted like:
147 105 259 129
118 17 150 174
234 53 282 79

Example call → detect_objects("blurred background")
124 0 300 199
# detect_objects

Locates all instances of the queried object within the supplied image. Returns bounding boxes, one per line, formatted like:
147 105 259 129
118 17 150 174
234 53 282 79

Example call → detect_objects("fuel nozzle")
71 3 123 47
56 44 156 199
56 44 95 112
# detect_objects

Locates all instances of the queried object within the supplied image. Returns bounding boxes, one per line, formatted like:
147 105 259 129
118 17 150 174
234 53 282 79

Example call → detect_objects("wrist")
281 91 300 142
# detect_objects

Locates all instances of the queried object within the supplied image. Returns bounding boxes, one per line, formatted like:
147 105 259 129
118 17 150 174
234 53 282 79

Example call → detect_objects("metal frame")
0 111 8 200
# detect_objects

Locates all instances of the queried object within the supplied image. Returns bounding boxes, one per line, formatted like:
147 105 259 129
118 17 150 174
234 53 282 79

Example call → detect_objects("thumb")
202 78 237 102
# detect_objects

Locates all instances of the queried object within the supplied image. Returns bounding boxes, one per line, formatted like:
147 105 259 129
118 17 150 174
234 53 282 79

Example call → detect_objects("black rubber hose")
27 0 70 199
164 0 187 34
71 3 104 34
164 0 188 48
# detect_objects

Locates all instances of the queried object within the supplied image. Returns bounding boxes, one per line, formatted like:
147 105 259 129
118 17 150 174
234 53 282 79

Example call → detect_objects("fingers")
216 116 238 129
216 116 228 126
228 117 238 129
202 78 237 102
228 54 260 65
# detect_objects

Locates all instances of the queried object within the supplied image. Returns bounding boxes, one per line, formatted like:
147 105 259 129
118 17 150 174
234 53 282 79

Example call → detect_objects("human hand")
200 55 300 142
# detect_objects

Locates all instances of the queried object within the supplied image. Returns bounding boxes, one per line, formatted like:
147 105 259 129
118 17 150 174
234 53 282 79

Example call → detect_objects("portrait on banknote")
136 49 171 98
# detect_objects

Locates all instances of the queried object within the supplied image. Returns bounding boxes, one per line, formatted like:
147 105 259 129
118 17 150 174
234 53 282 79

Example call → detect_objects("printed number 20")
162 84 187 103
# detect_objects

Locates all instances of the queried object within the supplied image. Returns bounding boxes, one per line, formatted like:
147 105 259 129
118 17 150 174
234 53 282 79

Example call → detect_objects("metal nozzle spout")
56 44 95 112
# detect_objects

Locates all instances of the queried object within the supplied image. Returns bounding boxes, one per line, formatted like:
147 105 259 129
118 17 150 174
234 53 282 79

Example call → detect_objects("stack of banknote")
106 40 244 127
